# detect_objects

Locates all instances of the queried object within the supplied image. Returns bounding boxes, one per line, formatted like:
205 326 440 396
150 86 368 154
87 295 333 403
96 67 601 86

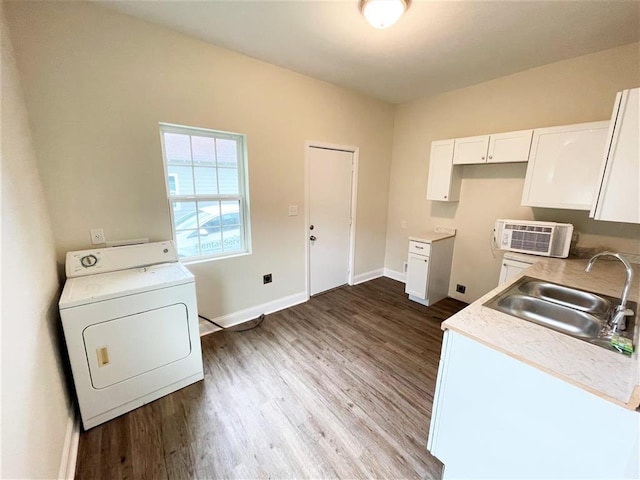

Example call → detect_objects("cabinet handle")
415 245 424 249
488 155 493 160
444 195 447 199
481 156 486 160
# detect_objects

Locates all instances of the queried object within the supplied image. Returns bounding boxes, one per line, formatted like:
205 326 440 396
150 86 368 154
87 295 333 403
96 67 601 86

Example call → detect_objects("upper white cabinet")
590 88 640 224
453 129 532 165
426 139 461 202
453 135 490 164
488 129 533 163
521 121 610 210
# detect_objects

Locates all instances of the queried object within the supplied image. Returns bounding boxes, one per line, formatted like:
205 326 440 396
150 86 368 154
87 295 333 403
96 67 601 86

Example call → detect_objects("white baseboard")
384 268 406 283
58 406 80 480
209 291 308 328
351 268 384 285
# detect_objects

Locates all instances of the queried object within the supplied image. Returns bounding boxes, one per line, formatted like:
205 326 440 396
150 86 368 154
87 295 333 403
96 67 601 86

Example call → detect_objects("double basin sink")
484 276 636 354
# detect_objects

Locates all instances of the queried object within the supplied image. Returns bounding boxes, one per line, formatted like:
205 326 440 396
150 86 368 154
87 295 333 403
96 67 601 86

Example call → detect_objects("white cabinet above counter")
426 128 532 202
453 129 533 165
590 88 640 224
426 140 461 201
521 120 610 210
425 89 638 222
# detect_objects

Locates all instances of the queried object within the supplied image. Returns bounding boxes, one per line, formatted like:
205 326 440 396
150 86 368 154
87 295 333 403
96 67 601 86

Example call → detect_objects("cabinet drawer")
409 241 431 256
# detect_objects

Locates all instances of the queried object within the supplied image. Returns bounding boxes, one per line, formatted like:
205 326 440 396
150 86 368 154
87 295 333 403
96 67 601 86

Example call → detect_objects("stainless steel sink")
517 280 611 316
484 276 636 354
494 295 602 339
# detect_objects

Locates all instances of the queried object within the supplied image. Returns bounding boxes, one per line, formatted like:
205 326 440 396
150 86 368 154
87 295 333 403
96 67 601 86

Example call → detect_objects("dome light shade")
360 0 409 29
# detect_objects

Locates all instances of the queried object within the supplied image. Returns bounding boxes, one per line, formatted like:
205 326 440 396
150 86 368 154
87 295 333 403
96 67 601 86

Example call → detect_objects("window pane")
194 167 218 195
197 201 223 256
168 175 177 195
168 165 194 195
216 138 238 167
197 201 220 231
200 230 223 256
218 167 239 194
191 136 215 166
164 133 191 164
221 200 242 252
173 201 200 258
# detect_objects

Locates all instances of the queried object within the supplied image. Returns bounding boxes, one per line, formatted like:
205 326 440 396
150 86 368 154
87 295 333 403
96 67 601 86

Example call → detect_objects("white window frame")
159 122 251 263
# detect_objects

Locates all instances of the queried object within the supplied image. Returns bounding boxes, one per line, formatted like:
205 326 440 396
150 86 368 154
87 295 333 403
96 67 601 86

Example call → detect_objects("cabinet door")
591 89 640 224
453 135 490 165
487 129 533 163
405 253 429 299
426 140 460 201
499 259 529 285
428 331 639 479
521 121 609 210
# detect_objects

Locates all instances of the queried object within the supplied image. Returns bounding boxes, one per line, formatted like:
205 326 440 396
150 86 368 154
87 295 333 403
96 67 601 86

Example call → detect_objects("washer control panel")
65 241 178 278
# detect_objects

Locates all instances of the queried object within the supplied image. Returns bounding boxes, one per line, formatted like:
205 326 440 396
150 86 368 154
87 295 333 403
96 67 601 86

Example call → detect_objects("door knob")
310 235 317 241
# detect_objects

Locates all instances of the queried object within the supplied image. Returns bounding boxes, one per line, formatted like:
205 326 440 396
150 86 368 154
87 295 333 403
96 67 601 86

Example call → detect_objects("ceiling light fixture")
360 0 410 29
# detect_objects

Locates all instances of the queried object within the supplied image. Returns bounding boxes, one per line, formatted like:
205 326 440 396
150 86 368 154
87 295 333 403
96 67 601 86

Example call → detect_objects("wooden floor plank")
75 277 466 479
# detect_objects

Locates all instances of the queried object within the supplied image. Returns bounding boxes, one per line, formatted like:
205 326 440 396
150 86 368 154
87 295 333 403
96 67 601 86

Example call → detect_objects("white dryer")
59 241 203 430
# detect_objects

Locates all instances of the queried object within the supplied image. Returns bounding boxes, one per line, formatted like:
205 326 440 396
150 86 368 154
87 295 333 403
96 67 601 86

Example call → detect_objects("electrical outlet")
456 284 466 294
263 273 272 284
401 220 407 229
90 228 105 245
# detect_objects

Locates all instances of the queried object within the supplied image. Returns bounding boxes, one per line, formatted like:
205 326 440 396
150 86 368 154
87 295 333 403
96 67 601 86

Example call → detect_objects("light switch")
288 205 298 216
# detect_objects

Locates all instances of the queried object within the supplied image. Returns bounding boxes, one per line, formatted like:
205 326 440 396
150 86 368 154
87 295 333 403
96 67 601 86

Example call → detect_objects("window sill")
180 250 252 266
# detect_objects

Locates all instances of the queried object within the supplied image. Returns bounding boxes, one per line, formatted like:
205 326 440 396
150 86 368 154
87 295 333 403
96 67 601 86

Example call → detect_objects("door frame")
304 141 359 299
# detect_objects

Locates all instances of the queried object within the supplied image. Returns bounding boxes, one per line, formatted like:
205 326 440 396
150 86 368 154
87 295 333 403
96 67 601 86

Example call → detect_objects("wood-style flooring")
75 277 467 479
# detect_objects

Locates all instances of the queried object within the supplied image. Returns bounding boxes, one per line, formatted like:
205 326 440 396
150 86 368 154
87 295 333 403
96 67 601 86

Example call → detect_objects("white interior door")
308 146 354 295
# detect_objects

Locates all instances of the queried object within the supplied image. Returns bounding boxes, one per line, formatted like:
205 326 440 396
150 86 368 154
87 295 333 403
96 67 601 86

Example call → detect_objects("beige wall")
5 1 395 319
386 43 640 303
1 5 71 477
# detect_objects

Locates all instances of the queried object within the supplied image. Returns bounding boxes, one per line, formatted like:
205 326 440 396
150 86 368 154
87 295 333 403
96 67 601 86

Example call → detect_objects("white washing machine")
59 241 203 430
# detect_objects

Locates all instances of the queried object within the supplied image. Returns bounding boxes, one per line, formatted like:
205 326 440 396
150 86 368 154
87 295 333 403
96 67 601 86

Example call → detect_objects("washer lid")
59 262 194 309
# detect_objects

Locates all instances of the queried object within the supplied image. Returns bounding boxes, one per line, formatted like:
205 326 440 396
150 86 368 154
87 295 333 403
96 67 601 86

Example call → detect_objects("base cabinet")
428 331 639 479
405 237 454 306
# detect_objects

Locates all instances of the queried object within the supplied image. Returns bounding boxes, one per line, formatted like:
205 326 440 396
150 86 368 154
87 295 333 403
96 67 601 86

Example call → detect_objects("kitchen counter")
409 231 455 243
442 256 640 410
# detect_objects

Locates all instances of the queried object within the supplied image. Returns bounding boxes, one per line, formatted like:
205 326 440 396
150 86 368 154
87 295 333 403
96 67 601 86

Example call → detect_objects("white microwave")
494 219 574 258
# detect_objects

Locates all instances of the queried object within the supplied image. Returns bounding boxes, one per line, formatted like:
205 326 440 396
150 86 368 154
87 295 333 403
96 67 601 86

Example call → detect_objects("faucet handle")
611 307 634 333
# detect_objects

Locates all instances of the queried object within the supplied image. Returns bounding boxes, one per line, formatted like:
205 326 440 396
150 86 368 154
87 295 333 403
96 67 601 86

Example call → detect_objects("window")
159 123 250 261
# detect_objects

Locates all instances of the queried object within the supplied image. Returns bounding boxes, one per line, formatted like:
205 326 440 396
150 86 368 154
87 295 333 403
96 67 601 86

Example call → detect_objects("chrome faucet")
585 252 634 333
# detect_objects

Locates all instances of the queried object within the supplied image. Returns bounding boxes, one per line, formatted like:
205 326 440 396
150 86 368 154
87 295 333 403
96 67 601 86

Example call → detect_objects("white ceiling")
96 0 640 104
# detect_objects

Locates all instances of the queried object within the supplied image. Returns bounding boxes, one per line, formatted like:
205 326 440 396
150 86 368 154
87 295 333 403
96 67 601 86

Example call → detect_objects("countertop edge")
441 323 638 411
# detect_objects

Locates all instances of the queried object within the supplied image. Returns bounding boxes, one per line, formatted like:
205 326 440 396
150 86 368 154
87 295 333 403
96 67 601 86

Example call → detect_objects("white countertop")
442 256 640 410
409 232 455 243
